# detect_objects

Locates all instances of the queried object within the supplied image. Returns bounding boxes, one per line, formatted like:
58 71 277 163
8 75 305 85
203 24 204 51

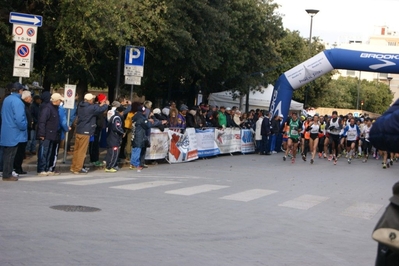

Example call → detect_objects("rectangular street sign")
13 42 32 78
124 46 145 77
10 12 43 27
64 84 77 109
12 24 38 43
125 76 141 85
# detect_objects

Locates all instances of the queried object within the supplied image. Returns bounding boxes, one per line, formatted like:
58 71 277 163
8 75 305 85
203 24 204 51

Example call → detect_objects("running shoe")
348 158 351 164
137 166 143 173
337 154 342 158
387 162 390 168
390 160 393 166
318 153 322 158
283 156 286 161
328 155 333 161
310 159 314 164
362 159 367 163
291 157 295 164
129 165 136 170
302 154 306 162
383 163 387 169
105 168 117 173
323 153 327 159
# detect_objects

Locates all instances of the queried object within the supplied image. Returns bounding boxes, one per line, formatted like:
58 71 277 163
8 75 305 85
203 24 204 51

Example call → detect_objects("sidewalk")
21 148 118 173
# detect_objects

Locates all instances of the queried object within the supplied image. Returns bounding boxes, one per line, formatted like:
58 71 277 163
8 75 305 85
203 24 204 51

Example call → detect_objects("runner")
305 115 322 164
318 115 327 159
326 111 342 165
342 117 361 164
301 116 311 161
283 112 302 163
361 117 373 163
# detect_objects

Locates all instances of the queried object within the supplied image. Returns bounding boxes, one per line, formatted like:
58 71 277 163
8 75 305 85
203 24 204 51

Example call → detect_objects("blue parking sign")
124 46 145 77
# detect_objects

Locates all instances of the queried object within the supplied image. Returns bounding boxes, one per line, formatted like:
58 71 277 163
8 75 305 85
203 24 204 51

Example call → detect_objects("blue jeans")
37 139 55 173
130 147 142 167
270 134 277 152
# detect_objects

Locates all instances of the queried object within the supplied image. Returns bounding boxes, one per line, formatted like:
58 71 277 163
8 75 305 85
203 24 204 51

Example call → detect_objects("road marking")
220 189 278 202
110 181 180 191
20 175 93 182
278 194 329 210
61 177 134 186
340 202 384 220
165 184 229 196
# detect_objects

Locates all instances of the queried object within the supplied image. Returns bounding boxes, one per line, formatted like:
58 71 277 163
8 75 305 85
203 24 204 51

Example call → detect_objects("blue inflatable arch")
269 48 399 119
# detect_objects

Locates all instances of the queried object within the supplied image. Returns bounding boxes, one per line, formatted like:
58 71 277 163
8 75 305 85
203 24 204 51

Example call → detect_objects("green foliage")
319 76 393 113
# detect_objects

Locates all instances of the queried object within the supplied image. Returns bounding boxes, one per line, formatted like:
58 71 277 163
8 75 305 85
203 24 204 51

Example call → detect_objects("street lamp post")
388 76 393 89
304 9 319 108
306 9 319 45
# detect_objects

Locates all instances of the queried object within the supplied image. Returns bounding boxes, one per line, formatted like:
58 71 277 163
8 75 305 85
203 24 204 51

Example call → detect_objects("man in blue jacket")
0 82 27 181
70 93 108 174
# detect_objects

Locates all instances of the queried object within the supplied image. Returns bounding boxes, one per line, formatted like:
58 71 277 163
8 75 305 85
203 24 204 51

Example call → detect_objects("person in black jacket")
26 95 41 154
130 106 152 172
260 110 271 155
36 93 63 176
270 114 282 154
105 107 125 173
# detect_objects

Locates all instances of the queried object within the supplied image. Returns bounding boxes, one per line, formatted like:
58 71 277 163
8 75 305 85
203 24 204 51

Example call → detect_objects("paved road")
0 153 396 265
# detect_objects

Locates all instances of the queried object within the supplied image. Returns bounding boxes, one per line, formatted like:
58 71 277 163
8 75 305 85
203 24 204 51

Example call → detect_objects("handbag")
372 182 399 251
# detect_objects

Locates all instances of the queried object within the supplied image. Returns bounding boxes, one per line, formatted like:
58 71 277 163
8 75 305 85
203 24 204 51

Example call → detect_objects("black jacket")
271 119 281 134
132 112 151 148
37 102 60 141
107 113 124 147
30 101 40 129
76 102 108 136
261 117 271 136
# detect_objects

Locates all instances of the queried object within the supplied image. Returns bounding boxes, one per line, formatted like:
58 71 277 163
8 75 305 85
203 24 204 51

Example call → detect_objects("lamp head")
306 9 319 16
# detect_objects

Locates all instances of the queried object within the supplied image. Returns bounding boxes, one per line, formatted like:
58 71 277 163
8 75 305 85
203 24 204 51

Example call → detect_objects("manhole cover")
50 205 101 212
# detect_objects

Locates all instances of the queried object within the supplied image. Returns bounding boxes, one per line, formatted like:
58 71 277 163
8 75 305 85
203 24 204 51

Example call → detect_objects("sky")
275 0 399 44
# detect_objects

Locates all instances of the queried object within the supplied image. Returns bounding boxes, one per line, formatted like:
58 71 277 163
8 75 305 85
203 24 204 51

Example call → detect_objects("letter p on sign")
128 48 140 64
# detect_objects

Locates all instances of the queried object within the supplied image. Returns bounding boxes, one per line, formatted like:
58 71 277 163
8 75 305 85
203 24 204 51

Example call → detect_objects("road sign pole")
130 84 134 102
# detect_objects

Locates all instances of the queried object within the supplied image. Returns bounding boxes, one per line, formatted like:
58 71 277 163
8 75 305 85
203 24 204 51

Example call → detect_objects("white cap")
84 93 95 101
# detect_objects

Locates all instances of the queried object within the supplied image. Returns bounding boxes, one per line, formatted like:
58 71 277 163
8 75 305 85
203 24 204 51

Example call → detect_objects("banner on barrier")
215 128 241 154
240 129 255 154
145 128 169 160
168 128 198 163
195 128 220 158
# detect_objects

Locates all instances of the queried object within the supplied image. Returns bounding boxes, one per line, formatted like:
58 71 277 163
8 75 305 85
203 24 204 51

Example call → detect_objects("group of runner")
281 111 394 168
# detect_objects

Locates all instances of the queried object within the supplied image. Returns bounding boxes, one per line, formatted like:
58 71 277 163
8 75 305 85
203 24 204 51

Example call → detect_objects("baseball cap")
11 82 24 92
180 104 189 111
51 93 64 101
84 93 95 101
112 101 121 107
153 108 161 114
98 93 107 102
226 107 232 111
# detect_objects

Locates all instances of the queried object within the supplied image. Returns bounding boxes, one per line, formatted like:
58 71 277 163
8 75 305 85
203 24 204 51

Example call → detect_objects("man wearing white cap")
70 93 108 174
36 93 63 176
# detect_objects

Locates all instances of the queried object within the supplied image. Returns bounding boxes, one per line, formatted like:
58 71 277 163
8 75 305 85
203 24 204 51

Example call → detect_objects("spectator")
0 82 27 181
255 110 264 153
270 114 282 154
186 107 198 128
47 98 70 175
89 95 107 167
225 107 235 127
125 102 141 161
36 93 63 176
130 105 152 172
169 107 179 127
233 110 243 127
26 94 41 155
177 104 188 130
70 93 108 174
260 110 271 155
14 90 33 175
218 106 227 128
105 106 125 172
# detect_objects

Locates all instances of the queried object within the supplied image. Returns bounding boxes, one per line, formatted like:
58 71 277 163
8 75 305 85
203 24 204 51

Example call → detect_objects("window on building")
388 41 397 46
347 70 356 76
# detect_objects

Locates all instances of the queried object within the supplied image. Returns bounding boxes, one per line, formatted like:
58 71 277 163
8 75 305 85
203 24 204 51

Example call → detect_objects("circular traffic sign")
27 28 35 37
67 89 73 97
17 44 30 58
15 26 23 35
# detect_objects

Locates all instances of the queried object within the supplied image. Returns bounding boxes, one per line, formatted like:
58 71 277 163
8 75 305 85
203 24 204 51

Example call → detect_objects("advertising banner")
145 128 169 160
195 128 220 158
240 129 255 154
215 128 241 154
168 128 198 163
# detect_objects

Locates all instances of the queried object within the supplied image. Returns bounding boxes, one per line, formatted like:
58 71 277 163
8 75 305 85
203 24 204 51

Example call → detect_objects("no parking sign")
64 84 76 109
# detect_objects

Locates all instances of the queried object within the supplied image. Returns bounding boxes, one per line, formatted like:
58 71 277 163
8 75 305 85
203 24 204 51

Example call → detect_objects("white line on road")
110 181 180 191
165 184 229 196
61 177 134 186
220 189 278 202
340 202 384 220
278 194 329 210
19 175 93 182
